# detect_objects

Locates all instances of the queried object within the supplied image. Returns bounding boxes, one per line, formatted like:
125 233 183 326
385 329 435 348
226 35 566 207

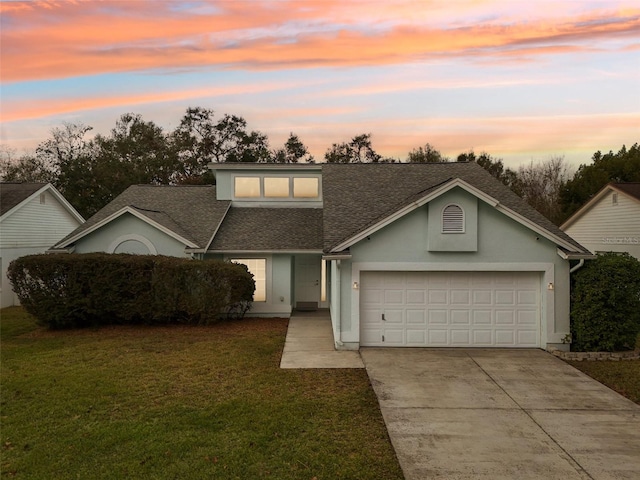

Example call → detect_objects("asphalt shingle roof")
208 207 323 251
1 182 47 217
613 182 640 201
321 162 589 254
55 185 229 249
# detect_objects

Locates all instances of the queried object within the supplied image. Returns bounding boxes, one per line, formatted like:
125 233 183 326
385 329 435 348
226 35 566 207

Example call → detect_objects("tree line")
1 107 638 225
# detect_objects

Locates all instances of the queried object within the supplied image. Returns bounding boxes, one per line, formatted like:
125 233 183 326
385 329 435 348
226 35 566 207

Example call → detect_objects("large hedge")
570 252 640 352
7 254 254 329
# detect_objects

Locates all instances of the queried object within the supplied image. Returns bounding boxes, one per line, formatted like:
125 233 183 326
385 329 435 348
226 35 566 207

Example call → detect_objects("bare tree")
518 156 572 224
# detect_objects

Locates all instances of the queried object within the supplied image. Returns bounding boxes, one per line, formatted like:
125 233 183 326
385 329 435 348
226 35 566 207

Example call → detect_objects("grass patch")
567 333 640 405
1 308 402 479
567 360 640 404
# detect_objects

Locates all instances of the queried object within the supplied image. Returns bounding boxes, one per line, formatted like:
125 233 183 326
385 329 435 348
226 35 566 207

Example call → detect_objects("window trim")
441 203 465 234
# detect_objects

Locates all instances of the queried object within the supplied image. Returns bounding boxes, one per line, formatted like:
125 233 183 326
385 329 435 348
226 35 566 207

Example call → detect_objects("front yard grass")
567 334 640 405
0 307 403 479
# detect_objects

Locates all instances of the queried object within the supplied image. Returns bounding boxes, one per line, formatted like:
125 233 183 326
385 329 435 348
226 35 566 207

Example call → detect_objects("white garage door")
360 271 540 347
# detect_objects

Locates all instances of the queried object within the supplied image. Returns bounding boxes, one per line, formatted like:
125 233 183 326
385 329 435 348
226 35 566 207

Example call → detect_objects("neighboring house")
53 162 592 351
560 182 640 260
0 183 85 308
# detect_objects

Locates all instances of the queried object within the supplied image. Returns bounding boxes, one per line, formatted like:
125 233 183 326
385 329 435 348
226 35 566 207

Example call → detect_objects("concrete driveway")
361 349 640 480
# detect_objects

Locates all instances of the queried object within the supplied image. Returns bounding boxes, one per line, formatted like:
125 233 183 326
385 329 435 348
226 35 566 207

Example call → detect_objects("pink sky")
1 0 639 167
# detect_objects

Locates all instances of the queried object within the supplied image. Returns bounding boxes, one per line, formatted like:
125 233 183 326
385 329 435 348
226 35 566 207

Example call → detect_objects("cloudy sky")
1 0 639 168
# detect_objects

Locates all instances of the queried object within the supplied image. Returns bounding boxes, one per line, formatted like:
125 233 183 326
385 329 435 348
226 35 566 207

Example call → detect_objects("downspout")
570 259 585 273
335 259 344 347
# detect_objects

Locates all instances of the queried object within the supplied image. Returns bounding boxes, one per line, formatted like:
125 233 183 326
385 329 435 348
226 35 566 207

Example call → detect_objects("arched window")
442 204 464 233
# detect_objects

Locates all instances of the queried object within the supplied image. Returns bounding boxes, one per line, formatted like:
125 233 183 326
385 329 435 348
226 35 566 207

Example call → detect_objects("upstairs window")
293 177 319 198
234 177 260 197
264 177 290 197
442 204 464 233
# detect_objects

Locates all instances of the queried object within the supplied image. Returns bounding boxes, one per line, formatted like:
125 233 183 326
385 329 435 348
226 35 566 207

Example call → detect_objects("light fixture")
547 283 554 291
353 282 359 289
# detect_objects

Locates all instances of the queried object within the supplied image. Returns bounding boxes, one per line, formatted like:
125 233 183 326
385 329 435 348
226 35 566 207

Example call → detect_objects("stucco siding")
564 190 640 259
72 213 189 257
0 190 81 249
338 192 571 348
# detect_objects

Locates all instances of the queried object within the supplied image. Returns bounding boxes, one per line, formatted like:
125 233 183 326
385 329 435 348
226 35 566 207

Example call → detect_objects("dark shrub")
7 254 254 329
570 252 640 351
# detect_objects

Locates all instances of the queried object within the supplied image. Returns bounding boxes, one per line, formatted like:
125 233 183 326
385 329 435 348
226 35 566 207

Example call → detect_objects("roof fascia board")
556 248 596 260
1 184 84 224
57 207 198 249
330 179 498 252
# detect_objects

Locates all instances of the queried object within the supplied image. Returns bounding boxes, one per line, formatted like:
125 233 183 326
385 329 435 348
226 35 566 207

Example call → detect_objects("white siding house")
561 183 640 259
0 183 84 307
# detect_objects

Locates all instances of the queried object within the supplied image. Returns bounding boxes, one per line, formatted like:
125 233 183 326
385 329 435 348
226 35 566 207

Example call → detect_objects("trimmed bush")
7 254 254 329
570 252 640 352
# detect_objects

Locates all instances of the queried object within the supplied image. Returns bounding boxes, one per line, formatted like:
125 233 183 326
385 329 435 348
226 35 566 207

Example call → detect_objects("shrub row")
571 252 640 352
7 253 255 329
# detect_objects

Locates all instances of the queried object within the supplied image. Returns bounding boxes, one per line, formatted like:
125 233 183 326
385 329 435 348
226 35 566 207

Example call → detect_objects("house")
0 183 85 308
52 162 592 351
560 182 640 260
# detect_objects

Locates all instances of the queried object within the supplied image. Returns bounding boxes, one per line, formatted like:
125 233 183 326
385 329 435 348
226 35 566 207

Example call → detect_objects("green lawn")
0 307 403 479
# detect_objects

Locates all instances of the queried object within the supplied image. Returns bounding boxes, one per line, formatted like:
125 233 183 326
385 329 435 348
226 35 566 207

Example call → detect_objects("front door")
295 255 321 306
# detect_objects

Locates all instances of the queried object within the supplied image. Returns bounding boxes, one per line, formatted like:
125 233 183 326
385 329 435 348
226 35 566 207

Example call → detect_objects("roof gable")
322 163 588 254
54 185 229 250
1 182 84 223
560 182 640 230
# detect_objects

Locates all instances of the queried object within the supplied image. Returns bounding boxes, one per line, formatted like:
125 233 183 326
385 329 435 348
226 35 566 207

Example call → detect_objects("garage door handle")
382 313 386 321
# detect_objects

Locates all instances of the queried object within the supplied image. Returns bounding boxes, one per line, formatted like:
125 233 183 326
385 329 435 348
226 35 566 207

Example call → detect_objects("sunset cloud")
2 1 639 82
1 1 637 168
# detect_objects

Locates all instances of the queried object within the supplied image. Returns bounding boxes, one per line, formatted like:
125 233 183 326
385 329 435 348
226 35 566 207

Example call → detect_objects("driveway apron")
361 348 640 480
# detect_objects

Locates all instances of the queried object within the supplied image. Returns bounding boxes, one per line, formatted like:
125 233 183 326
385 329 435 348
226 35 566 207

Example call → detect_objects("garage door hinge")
381 313 386 321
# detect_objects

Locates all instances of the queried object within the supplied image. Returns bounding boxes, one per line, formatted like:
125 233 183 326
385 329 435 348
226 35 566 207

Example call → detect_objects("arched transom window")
442 204 464 233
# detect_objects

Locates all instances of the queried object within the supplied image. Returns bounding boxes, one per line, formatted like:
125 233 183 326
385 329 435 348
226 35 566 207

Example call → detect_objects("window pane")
232 258 266 302
264 177 290 198
293 177 319 198
235 177 260 198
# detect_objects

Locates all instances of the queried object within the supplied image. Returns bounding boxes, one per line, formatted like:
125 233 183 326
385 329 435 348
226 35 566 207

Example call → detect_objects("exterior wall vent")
442 204 464 233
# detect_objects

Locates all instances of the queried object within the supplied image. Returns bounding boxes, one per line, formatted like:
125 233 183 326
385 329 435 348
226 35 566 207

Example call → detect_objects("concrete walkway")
362 348 640 480
279 310 364 369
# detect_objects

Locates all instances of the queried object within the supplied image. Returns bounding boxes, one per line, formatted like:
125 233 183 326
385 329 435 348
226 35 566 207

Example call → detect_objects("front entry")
295 255 321 310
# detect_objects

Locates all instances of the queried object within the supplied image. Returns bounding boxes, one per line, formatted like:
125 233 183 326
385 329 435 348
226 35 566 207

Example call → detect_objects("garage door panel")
495 290 515 305
451 310 470 325
473 290 492 304
406 329 426 345
428 309 448 325
360 271 541 348
518 310 538 326
406 289 426 304
450 330 470 345
384 309 403 324
495 330 516 345
406 309 427 325
428 330 449 345
473 310 492 325
428 290 448 304
384 289 404 304
473 330 493 345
